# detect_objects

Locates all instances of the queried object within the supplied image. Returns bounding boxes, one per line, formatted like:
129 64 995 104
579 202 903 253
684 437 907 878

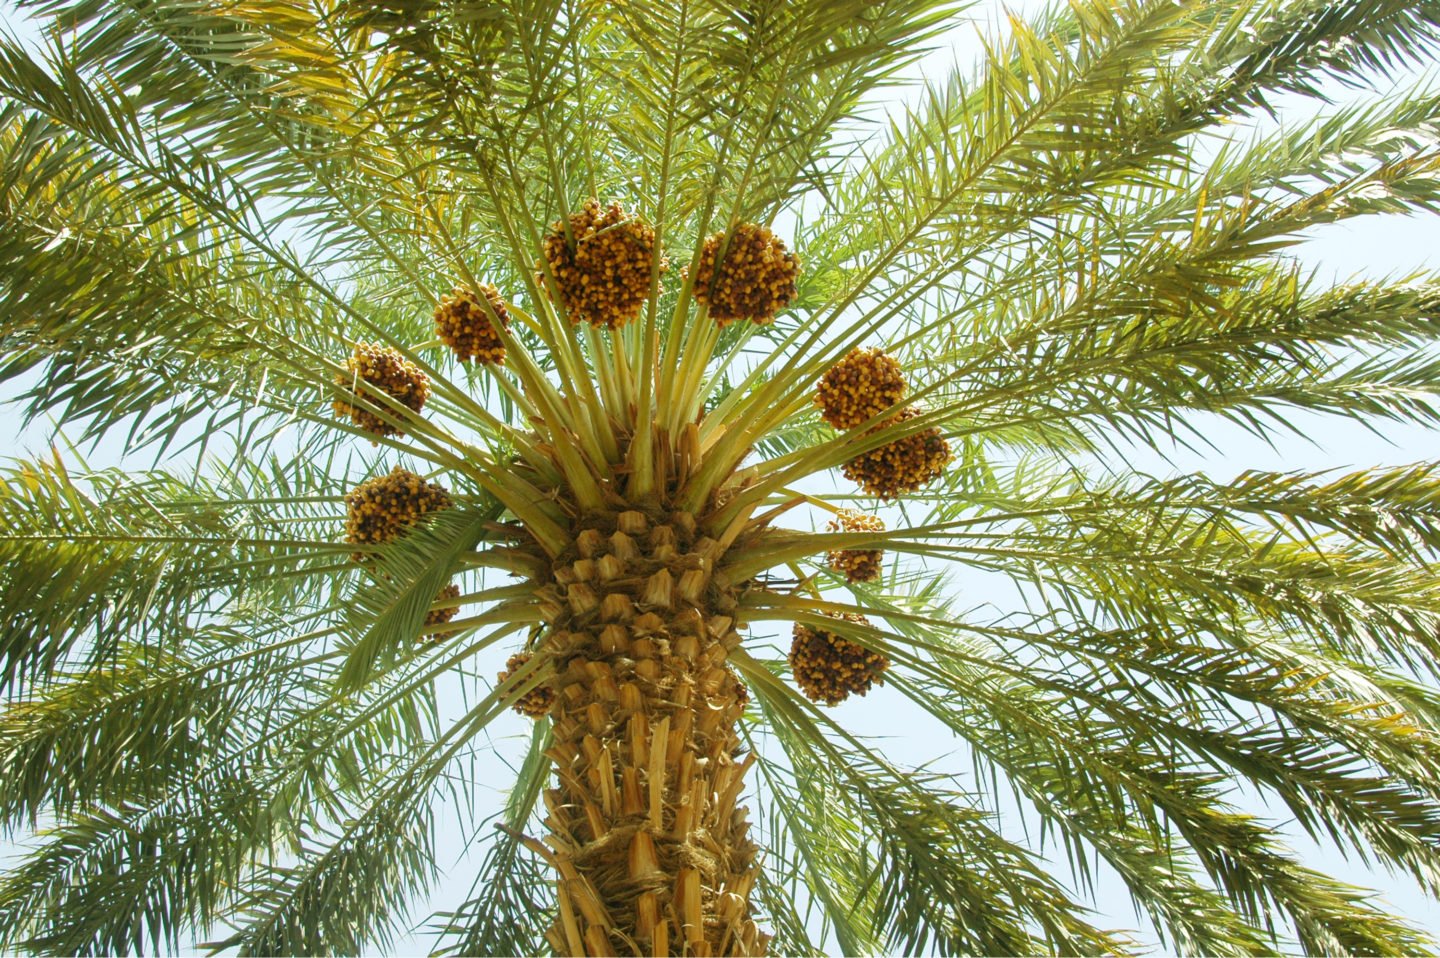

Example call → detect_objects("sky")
3 0 1440 954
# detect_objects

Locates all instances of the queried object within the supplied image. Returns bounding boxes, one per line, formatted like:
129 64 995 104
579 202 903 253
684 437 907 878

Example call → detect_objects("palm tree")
6 0 1440 953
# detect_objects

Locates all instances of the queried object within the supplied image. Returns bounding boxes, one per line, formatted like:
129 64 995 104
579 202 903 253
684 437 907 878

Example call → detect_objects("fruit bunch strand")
690 223 799 327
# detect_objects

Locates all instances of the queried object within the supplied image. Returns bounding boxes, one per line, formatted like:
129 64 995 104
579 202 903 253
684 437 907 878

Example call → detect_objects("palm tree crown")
5 0 1440 954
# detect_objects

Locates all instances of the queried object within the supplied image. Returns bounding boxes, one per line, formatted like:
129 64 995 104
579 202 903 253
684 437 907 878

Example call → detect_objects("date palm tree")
6 0 1440 953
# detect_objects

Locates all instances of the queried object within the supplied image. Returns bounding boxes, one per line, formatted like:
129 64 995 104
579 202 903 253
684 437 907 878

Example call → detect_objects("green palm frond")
740 650 1132 957
5 0 1440 953
429 718 556 957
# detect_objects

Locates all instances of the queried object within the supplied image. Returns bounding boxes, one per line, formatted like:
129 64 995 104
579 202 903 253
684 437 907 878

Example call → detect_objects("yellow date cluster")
789 614 889 706
825 509 886 583
344 466 453 560
435 285 510 364
540 199 664 330
499 652 555 717
332 343 430 438
690 222 799 327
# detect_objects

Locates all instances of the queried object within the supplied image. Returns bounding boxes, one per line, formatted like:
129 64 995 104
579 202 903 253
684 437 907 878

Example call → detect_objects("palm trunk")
535 508 764 957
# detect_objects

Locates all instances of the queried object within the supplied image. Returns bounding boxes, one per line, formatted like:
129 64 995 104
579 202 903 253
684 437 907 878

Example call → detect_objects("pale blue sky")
3 0 1440 954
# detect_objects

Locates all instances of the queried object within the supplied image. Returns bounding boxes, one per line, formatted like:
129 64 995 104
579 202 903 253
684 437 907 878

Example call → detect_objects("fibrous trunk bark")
534 508 763 957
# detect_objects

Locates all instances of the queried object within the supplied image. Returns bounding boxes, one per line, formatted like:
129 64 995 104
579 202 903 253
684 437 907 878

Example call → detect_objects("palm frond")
738 648 1133 957
428 719 556 958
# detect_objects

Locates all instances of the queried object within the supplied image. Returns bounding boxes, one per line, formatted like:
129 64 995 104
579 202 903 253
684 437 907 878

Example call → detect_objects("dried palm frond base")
815 346 907 430
343 467 453 560
332 342 430 438
498 652 555 717
825 509 885 583
841 408 952 499
423 583 462 639
435 285 510 364
540 199 666 330
523 508 766 956
689 222 799 326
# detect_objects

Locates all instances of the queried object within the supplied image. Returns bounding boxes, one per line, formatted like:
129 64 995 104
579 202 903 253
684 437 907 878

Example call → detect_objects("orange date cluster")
815 347 907 431
840 407 952 500
424 582 463 639
499 652 554 717
815 347 951 498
